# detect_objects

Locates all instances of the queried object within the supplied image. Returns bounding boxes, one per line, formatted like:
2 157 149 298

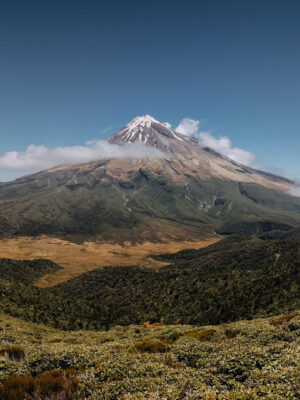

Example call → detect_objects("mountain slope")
108 115 292 189
0 115 299 242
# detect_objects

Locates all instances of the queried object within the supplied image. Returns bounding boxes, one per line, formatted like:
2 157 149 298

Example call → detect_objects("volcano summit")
0 115 299 242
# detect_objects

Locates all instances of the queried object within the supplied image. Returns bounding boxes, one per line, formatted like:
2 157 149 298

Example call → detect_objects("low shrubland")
0 311 298 399
131 339 170 353
0 236 299 398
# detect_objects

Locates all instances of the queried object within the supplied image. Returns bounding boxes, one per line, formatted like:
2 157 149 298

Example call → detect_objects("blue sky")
0 0 299 181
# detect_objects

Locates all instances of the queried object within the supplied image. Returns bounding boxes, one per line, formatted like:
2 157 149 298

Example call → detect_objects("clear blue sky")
0 0 299 181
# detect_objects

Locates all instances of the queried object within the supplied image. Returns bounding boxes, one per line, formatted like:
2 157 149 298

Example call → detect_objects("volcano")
109 115 292 189
0 115 299 242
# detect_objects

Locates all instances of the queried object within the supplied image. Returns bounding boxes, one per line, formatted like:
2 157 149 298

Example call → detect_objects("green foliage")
0 346 25 362
185 329 215 341
50 236 300 328
131 339 169 353
166 331 184 342
0 258 61 285
224 328 240 339
0 312 298 399
0 236 299 330
0 230 298 398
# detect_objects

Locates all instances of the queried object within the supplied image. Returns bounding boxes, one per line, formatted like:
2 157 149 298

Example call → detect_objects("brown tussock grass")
270 313 299 326
0 236 220 287
130 339 170 353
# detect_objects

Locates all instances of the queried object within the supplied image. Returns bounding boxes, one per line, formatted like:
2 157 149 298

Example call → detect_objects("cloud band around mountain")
0 116 291 197
0 141 163 171
288 184 300 197
174 117 256 166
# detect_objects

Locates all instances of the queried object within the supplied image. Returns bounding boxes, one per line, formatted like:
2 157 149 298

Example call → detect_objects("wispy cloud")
174 117 256 166
102 125 113 133
163 122 172 129
198 132 256 166
175 118 200 137
0 141 163 172
287 182 300 197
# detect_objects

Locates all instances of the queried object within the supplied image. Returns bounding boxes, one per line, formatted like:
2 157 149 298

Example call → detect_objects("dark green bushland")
0 236 299 329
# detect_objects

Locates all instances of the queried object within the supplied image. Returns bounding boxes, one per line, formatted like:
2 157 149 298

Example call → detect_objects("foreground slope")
0 235 298 398
0 115 300 242
0 311 299 399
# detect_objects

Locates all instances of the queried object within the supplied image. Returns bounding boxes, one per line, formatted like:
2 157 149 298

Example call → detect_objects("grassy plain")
0 236 219 287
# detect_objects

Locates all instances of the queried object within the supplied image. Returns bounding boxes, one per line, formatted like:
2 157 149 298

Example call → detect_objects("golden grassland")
0 311 299 399
0 236 220 287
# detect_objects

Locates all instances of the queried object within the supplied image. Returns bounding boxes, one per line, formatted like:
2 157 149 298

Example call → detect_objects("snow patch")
113 114 193 146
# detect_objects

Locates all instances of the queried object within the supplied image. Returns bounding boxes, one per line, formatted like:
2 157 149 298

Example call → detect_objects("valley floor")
0 236 219 287
0 311 299 399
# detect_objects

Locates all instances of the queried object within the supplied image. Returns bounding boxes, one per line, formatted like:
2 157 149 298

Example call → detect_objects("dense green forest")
0 236 299 330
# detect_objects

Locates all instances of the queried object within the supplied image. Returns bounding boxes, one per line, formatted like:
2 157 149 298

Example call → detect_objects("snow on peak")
109 114 192 147
128 115 160 128
118 115 168 143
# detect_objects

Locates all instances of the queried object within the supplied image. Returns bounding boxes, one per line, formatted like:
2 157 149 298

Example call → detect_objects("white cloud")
198 132 256 166
102 125 113 133
0 117 257 177
163 122 172 129
0 141 163 172
175 117 256 166
288 183 300 197
175 118 200 137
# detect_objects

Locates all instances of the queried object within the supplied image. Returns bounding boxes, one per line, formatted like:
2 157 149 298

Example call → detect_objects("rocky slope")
108 115 292 189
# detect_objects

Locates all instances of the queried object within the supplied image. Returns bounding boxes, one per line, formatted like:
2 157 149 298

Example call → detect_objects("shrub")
157 331 184 343
131 339 169 353
160 353 179 368
185 329 216 341
49 338 63 343
0 345 25 362
167 331 184 342
0 375 35 400
28 350 93 374
0 370 79 400
65 368 78 378
288 320 300 332
225 329 240 339
43 369 64 379
271 313 298 326
37 375 64 396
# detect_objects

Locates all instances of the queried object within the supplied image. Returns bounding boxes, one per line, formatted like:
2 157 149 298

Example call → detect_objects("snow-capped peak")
107 114 196 154
112 114 172 144
125 115 164 131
